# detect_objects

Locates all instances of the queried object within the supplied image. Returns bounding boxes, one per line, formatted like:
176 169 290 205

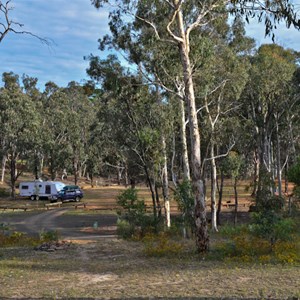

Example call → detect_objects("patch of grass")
0 238 299 299
142 232 185 257
0 231 39 247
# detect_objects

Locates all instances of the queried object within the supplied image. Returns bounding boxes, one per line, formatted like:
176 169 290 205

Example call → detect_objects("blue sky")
0 1 300 91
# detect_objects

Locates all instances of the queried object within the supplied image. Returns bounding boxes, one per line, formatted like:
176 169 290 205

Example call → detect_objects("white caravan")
19 180 66 200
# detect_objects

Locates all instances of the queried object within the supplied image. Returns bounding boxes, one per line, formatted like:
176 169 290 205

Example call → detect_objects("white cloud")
0 0 110 89
246 19 300 51
1 1 300 90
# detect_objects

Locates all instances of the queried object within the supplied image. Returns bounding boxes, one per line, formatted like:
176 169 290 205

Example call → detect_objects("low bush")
39 230 60 242
209 224 300 264
0 187 10 197
116 188 162 239
142 232 184 257
249 212 295 246
116 219 135 239
173 180 195 235
0 231 39 247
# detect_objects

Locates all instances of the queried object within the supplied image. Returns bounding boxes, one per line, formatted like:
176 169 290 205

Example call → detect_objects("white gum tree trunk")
172 1 209 252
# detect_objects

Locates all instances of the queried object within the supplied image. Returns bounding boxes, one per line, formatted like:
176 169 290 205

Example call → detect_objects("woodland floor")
0 237 300 299
0 181 299 299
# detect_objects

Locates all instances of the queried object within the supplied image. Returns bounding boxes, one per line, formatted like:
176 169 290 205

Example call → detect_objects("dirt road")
0 208 118 240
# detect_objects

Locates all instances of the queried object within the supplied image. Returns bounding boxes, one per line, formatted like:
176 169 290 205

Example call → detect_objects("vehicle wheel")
36 195 40 201
30 195 35 201
75 196 80 202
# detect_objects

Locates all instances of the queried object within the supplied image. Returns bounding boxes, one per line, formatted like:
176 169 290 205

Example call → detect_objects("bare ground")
0 236 299 299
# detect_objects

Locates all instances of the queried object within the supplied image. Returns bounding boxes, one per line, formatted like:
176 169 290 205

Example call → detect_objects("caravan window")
21 185 29 190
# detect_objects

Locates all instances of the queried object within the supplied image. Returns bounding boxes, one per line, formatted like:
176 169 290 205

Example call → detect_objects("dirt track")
0 208 118 240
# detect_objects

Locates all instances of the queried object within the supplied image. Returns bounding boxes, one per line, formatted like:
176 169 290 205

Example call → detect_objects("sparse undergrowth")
0 238 299 299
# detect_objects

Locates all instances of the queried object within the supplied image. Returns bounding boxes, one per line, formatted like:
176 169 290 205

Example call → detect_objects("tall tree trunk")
210 143 218 232
34 152 40 180
284 163 289 194
175 4 209 252
251 150 259 197
73 157 78 185
180 99 190 181
124 163 129 187
144 165 157 218
9 153 21 199
40 155 44 176
270 140 276 195
171 132 177 188
117 165 122 185
275 116 282 197
234 177 238 226
90 172 94 188
154 182 162 218
216 169 224 226
1 155 7 183
162 136 171 227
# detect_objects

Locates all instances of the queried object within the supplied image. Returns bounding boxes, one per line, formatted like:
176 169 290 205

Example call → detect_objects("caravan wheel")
36 195 40 201
30 195 35 201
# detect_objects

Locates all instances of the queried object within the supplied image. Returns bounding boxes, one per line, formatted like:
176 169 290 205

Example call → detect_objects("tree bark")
154 182 162 218
73 157 78 185
174 2 209 252
144 165 157 218
275 115 282 197
251 150 259 197
216 169 224 226
1 155 7 183
180 99 190 181
9 152 21 199
210 143 218 232
162 136 171 227
234 177 238 226
171 133 178 187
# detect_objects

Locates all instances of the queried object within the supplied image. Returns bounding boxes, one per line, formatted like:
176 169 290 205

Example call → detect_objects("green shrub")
39 230 59 242
250 211 295 246
116 188 161 239
116 219 135 239
0 231 39 247
117 188 146 226
0 188 10 197
173 180 195 235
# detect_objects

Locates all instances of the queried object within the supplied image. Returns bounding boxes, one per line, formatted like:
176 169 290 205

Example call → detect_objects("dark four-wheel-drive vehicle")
50 185 83 203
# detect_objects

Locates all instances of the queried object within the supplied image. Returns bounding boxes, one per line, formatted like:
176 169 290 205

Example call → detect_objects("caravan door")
45 184 51 195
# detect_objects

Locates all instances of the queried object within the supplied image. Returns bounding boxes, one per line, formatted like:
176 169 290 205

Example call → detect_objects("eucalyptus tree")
22 75 44 179
192 17 253 231
87 55 171 220
242 44 298 201
62 81 96 185
91 0 300 252
42 82 71 180
0 72 40 197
